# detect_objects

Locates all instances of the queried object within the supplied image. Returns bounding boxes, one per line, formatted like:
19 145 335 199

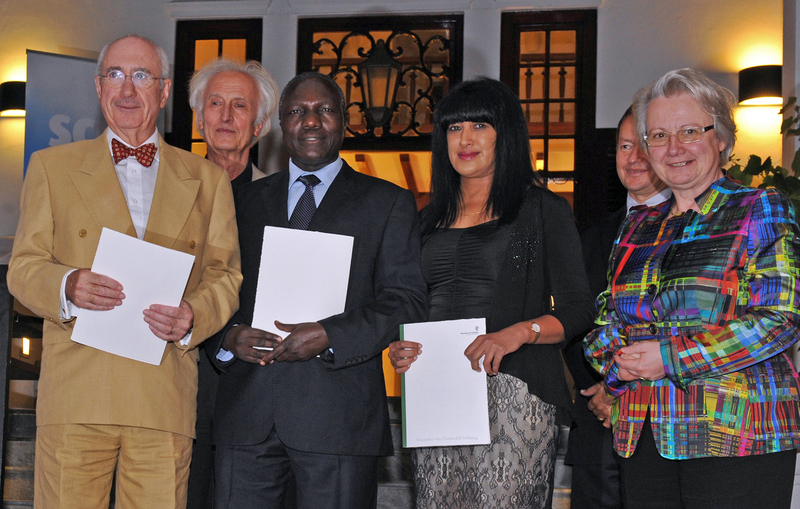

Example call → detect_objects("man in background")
564 106 670 509
187 57 280 509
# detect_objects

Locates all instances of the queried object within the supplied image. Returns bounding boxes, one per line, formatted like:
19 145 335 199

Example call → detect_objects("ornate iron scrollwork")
310 29 451 141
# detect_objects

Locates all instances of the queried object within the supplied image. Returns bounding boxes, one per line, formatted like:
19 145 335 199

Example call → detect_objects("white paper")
252 226 353 339
71 228 195 365
401 318 490 448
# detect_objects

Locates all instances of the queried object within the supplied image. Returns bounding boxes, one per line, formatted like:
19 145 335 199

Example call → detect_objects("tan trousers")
34 424 192 509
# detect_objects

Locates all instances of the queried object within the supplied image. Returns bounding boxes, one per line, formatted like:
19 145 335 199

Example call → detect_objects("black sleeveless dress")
412 221 557 509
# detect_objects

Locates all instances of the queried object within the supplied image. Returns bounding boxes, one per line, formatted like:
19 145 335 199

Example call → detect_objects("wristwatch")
529 320 541 344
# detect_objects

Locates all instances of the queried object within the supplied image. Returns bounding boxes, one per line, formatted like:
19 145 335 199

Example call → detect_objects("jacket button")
647 284 657 295
189 240 196 249
78 229 87 238
649 323 657 334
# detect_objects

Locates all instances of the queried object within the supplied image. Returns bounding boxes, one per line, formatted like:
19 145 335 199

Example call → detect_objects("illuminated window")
501 10 597 215
171 19 263 161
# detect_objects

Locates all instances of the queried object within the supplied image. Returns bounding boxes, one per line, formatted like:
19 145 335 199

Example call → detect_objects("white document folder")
70 228 195 365
401 318 490 448
251 226 354 338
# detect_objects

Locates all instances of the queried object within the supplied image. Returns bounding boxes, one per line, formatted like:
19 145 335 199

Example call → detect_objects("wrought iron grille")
297 16 463 150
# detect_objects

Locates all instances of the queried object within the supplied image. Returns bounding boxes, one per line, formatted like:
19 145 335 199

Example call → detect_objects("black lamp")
358 40 402 127
0 81 26 117
738 65 782 106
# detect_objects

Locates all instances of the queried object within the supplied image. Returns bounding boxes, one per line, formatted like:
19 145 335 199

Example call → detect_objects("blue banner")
24 50 106 174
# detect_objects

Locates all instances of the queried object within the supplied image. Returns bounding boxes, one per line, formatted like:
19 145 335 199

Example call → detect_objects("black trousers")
570 425 622 509
187 346 217 509
215 427 378 509
618 417 797 509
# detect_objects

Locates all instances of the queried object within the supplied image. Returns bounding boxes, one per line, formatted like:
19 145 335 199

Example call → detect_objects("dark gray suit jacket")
210 161 428 456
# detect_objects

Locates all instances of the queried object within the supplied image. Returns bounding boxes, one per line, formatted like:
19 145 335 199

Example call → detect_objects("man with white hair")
189 59 279 189
8 35 241 508
187 58 280 509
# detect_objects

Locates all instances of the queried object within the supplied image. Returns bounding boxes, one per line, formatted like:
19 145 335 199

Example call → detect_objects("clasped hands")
388 321 532 376
613 340 666 382
66 268 193 342
581 340 666 428
222 321 330 366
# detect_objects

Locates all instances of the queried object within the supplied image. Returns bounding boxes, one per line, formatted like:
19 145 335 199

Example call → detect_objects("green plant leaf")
792 150 800 176
780 97 797 115
744 155 763 175
782 117 795 135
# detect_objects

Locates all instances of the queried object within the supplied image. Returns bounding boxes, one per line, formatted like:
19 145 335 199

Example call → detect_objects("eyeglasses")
644 125 715 147
98 70 164 90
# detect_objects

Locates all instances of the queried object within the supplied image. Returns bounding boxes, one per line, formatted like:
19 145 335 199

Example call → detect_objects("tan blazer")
8 131 242 437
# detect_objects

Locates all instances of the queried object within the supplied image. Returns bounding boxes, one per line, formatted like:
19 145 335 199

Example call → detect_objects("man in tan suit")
7 34 241 509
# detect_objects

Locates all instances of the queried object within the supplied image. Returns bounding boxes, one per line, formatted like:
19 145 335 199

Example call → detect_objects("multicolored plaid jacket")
584 176 800 459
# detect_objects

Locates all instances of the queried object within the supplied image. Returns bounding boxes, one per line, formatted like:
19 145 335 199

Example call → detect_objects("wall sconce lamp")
738 65 782 106
358 40 403 127
0 81 26 117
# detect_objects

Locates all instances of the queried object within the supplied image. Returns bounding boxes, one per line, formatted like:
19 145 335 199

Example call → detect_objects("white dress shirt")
59 129 160 319
626 188 673 212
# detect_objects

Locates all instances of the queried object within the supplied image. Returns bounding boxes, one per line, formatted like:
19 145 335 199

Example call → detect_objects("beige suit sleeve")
182 171 242 348
8 152 74 328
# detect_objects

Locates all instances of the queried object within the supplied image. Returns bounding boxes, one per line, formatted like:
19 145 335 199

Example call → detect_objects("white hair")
189 59 280 145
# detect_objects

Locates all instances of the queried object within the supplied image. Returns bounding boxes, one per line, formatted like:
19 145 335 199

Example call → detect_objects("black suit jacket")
211 162 428 457
564 205 626 465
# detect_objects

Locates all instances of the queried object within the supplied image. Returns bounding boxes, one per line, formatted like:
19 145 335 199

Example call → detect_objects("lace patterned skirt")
411 373 557 509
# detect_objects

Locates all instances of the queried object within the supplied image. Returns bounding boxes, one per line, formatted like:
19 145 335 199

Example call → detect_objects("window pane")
549 102 575 135
550 30 576 63
221 39 247 63
309 25 452 139
195 40 219 69
548 138 574 173
191 142 207 158
525 103 545 136
520 31 546 63
519 66 545 100
529 139 545 172
549 65 575 99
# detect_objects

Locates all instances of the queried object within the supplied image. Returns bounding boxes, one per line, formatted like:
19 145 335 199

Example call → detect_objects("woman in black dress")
388 77 594 509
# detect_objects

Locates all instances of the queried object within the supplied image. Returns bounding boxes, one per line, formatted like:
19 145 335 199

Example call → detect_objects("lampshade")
0 81 26 117
738 65 782 106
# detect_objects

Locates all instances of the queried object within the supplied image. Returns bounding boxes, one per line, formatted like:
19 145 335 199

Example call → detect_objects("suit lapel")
144 136 200 248
307 162 360 232
68 133 137 237
261 170 290 227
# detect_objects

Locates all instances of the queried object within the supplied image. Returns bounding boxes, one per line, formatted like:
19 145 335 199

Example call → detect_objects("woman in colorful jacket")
584 68 800 508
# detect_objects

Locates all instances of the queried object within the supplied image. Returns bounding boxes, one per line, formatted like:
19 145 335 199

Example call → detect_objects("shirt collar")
627 188 673 212
288 156 342 189
106 128 159 149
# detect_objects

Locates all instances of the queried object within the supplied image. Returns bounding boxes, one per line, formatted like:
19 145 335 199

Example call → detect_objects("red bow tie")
111 138 157 167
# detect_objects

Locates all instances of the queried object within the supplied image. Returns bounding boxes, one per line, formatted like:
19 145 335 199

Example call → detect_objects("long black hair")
422 77 541 235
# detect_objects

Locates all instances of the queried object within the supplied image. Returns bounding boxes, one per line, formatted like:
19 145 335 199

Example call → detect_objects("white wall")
0 0 786 256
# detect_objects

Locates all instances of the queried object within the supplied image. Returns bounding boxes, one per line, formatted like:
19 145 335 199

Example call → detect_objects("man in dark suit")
209 72 428 509
564 106 670 508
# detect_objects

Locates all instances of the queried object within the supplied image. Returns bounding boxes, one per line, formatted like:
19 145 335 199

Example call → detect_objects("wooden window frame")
500 10 603 226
